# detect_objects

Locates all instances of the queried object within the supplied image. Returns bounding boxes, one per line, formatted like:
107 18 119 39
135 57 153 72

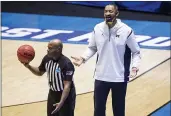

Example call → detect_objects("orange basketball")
17 45 35 63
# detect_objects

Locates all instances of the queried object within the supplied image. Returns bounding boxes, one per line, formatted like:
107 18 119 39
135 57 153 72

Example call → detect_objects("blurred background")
1 1 171 22
66 1 171 15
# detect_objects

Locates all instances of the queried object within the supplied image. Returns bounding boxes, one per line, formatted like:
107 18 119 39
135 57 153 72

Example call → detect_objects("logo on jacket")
116 35 120 38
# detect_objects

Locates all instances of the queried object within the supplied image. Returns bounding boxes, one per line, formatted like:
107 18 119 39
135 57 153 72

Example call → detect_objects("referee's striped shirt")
38 54 75 91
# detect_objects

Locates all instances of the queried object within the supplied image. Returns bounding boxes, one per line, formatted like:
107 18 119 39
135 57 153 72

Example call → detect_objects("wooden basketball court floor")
1 38 170 116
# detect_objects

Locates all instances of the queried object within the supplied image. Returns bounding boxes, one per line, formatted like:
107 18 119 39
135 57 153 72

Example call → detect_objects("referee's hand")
51 102 64 114
71 56 84 67
20 61 30 68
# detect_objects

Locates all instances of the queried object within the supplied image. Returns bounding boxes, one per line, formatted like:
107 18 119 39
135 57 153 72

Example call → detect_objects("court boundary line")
129 57 171 82
2 57 171 108
147 100 171 116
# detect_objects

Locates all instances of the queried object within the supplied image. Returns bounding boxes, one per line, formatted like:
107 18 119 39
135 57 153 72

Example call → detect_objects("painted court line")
148 101 171 116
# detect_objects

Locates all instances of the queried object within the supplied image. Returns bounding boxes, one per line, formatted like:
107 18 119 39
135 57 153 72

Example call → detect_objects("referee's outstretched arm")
21 54 47 76
24 63 45 76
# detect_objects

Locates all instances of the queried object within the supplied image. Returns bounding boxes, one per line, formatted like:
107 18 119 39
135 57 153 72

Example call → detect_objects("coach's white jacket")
82 19 141 82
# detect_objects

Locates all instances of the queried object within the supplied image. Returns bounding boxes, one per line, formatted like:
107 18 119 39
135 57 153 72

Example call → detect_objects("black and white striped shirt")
38 54 75 91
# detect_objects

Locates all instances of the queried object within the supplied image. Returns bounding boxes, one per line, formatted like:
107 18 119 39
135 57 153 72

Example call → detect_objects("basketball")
17 45 35 63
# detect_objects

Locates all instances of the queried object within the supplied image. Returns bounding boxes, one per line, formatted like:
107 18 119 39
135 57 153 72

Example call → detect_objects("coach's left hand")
51 102 64 114
129 67 139 78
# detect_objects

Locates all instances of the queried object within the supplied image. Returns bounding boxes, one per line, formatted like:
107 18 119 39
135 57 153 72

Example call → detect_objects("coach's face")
104 5 118 24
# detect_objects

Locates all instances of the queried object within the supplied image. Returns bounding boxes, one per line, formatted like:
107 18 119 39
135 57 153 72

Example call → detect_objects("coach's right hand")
71 56 84 67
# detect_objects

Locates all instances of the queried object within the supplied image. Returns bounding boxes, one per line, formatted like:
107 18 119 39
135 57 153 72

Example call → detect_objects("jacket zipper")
109 28 111 42
109 33 111 42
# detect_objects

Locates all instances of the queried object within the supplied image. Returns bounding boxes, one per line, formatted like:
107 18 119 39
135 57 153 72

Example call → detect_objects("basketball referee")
71 4 141 116
21 39 76 116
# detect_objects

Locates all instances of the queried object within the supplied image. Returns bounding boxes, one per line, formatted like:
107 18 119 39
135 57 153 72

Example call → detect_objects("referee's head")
47 39 63 59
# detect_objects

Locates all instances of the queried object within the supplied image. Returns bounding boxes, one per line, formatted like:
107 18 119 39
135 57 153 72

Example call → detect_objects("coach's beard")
105 17 115 25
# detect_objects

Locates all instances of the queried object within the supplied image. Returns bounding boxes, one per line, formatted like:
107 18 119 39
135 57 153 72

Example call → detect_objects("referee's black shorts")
47 85 76 116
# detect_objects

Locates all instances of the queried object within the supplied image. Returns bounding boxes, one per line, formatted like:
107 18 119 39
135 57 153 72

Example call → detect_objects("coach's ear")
116 11 119 17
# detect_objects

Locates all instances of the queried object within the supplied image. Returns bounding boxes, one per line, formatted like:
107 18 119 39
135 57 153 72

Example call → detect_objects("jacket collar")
100 19 122 36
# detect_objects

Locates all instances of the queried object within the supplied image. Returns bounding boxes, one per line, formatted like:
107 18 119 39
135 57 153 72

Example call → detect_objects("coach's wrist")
132 67 139 72
80 57 85 63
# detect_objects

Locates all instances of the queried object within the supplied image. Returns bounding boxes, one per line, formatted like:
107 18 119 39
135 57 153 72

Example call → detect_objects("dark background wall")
1 1 171 22
66 1 171 15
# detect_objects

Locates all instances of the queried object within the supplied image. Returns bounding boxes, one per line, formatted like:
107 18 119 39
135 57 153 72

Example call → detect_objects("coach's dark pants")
94 80 127 116
47 86 76 116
